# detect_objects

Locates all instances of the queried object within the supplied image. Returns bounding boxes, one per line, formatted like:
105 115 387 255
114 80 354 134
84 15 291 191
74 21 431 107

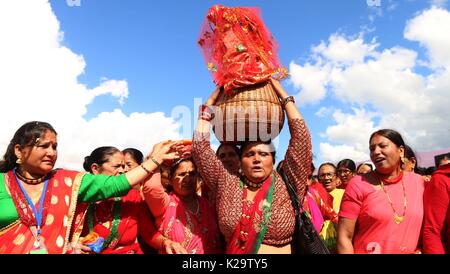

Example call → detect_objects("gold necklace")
379 178 407 224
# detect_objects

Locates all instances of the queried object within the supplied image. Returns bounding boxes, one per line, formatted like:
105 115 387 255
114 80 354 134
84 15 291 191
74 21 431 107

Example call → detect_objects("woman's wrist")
280 95 295 108
149 155 162 169
140 163 153 175
198 104 214 122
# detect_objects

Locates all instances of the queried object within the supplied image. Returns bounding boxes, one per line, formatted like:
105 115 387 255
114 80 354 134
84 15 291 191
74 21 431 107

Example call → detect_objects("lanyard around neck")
14 169 49 242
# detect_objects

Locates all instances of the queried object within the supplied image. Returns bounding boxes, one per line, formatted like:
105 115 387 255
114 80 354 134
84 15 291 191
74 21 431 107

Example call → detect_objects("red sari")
0 170 83 254
78 189 158 254
227 175 275 254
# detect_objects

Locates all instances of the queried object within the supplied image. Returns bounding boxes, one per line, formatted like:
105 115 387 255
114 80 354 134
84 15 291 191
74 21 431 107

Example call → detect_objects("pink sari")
303 190 324 233
143 173 222 254
160 194 222 254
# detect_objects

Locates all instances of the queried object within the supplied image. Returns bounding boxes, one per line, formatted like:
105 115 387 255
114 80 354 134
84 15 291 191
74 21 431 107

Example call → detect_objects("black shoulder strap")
278 166 301 215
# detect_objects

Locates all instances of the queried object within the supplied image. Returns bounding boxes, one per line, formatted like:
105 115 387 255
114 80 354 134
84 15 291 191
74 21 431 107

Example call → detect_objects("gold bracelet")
140 164 153 175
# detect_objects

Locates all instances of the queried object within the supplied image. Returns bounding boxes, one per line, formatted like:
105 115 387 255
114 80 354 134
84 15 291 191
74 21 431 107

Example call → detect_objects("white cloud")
0 0 181 170
319 143 370 164
315 107 336 118
331 47 427 113
325 109 378 152
89 79 129 105
290 7 450 163
312 34 379 66
405 7 450 67
289 62 330 105
290 35 380 106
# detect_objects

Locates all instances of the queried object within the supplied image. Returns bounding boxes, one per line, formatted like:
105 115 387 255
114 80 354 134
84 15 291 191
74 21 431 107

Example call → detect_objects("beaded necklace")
15 170 46 185
242 177 264 189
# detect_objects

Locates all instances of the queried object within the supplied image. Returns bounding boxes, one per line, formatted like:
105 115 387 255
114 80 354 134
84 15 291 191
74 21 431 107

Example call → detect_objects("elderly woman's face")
318 165 338 192
171 161 198 198
241 143 273 183
94 152 125 176
370 135 404 175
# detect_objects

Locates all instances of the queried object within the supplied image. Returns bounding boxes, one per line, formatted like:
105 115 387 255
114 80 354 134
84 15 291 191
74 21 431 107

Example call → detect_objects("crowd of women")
0 79 448 254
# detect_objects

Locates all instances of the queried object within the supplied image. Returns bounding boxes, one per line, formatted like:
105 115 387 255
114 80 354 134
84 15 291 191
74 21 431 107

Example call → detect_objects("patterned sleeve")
192 131 229 194
283 118 312 205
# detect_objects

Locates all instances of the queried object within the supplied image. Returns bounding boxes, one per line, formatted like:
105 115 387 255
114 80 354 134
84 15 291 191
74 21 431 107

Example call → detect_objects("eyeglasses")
318 172 336 180
337 169 352 175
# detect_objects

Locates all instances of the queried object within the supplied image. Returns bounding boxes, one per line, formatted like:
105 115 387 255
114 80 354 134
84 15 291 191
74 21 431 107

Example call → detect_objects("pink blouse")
339 172 425 254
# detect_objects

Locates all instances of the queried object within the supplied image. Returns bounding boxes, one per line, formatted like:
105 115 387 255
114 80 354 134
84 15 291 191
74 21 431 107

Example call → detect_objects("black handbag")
278 166 330 254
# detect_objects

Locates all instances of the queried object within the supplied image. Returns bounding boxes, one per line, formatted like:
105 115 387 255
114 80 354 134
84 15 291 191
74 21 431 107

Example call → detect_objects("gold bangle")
140 164 153 175
150 156 162 169
281 95 295 108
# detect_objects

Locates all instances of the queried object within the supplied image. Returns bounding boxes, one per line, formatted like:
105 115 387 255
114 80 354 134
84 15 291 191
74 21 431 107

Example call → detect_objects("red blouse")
423 163 450 254
81 189 158 254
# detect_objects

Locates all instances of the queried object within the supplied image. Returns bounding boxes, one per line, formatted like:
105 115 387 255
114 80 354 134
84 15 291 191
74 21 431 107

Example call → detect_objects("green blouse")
0 172 130 229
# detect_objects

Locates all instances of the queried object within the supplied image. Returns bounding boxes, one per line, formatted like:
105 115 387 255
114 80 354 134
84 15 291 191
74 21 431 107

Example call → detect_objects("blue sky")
1 0 449 169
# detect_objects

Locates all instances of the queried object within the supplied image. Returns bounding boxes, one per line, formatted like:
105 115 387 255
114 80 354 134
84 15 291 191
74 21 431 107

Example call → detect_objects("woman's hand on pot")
269 78 288 99
205 86 221 106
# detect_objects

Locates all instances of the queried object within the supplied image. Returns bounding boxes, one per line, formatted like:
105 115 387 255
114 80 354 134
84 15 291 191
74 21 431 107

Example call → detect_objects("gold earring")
400 156 405 164
16 157 22 164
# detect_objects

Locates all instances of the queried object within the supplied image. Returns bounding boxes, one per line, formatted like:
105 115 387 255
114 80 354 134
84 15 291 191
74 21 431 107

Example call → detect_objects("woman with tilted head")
143 154 222 254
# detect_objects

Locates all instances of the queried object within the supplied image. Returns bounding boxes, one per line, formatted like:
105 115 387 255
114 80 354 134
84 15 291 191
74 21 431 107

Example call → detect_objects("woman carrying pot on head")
192 79 312 254
143 154 222 254
337 129 425 254
0 121 178 254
